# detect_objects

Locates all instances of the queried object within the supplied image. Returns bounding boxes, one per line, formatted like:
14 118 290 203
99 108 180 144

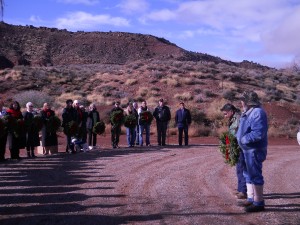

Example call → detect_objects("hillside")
0 22 299 138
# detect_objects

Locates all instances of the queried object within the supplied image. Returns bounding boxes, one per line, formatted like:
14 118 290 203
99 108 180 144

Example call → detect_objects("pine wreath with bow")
219 131 240 166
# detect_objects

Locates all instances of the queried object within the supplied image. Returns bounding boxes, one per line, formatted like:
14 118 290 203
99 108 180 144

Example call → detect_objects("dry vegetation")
1 58 299 138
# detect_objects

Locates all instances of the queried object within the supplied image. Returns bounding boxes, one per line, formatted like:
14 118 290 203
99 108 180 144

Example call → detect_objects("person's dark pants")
66 135 74 152
156 121 168 145
135 125 139 145
0 133 7 160
178 126 189 146
111 126 121 147
88 129 97 146
8 133 20 159
237 151 247 193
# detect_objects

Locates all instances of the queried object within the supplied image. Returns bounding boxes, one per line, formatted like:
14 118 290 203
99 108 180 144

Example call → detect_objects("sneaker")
146 144 151 146
235 192 247 199
89 146 93 150
237 200 253 207
245 204 265 212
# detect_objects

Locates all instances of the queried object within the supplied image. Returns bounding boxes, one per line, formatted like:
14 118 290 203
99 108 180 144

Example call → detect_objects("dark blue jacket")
175 108 191 128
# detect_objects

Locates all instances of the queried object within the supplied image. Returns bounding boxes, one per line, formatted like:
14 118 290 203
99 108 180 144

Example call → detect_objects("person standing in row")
0 100 7 161
62 99 77 153
221 103 247 200
87 103 100 150
153 98 171 146
236 91 268 213
23 102 39 158
6 101 24 160
138 100 151 146
175 102 192 146
133 102 139 146
110 101 123 148
124 102 138 147
40 103 58 154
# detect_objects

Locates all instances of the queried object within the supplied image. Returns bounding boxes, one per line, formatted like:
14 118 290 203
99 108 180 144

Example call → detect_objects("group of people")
0 100 58 160
109 98 192 148
221 91 268 213
0 97 192 160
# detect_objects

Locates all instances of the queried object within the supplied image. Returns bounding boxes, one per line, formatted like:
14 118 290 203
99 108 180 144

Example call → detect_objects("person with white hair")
22 102 40 158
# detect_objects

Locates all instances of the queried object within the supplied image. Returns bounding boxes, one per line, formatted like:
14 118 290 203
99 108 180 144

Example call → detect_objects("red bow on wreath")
225 135 230 161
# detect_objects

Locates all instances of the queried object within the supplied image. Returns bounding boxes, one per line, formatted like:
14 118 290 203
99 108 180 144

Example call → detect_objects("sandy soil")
0 135 300 225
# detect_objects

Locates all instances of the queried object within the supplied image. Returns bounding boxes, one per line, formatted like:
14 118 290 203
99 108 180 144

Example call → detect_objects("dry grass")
174 92 193 101
160 78 180 87
125 78 138 85
55 93 83 107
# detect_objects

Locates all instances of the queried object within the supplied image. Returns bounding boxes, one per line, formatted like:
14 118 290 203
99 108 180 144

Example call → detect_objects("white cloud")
143 9 176 22
29 15 44 23
57 0 99 5
55 11 130 30
118 0 149 14
262 6 300 56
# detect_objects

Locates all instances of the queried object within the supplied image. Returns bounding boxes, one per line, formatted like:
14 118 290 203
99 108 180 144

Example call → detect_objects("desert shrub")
182 78 195 85
14 90 54 109
56 93 83 107
222 90 236 101
194 94 204 103
189 125 211 137
125 79 138 85
174 92 193 101
203 89 216 98
269 117 299 138
137 87 148 97
189 107 208 125
160 78 180 87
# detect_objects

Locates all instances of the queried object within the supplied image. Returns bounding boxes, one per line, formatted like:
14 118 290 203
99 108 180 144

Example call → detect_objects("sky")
2 0 300 68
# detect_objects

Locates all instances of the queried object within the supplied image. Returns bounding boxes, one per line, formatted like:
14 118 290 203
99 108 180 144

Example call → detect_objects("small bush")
174 92 193 101
14 90 54 109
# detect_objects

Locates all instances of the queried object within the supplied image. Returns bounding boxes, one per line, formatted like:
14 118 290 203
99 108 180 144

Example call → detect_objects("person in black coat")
23 102 40 158
62 99 77 153
6 101 24 160
175 102 192 146
110 101 124 148
153 98 171 146
40 103 58 154
87 103 100 149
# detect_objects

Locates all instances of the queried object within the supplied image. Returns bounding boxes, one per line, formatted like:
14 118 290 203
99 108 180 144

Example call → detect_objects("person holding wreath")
133 102 139 145
40 103 59 155
175 102 191 146
23 102 40 158
62 99 77 153
87 103 100 150
124 102 138 147
6 101 25 160
110 101 124 148
221 103 246 200
138 100 153 147
153 98 171 146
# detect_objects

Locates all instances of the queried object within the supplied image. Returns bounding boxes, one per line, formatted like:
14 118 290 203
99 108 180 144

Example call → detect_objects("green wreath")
219 131 240 166
110 110 124 127
46 116 61 133
124 114 137 128
139 111 153 125
63 121 78 136
25 115 44 132
93 121 106 135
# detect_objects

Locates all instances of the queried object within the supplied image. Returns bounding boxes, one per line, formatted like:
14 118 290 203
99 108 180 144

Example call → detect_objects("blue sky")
3 0 300 68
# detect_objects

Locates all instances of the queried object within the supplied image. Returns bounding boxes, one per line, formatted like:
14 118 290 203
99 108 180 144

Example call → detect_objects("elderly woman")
23 102 40 158
87 103 100 150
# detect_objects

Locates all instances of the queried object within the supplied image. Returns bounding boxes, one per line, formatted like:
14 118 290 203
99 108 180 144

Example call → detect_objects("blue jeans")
243 148 267 185
139 124 150 146
236 151 247 193
135 125 139 144
126 127 136 146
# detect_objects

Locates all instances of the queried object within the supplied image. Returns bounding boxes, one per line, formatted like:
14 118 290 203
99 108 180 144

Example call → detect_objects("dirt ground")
0 134 300 225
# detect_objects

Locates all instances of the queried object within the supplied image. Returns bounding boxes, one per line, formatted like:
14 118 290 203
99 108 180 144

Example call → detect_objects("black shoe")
237 200 253 207
245 204 265 212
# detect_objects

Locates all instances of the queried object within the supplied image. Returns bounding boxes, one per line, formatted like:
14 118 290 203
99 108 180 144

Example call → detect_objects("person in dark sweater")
153 98 171 146
62 99 77 153
175 102 192 146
